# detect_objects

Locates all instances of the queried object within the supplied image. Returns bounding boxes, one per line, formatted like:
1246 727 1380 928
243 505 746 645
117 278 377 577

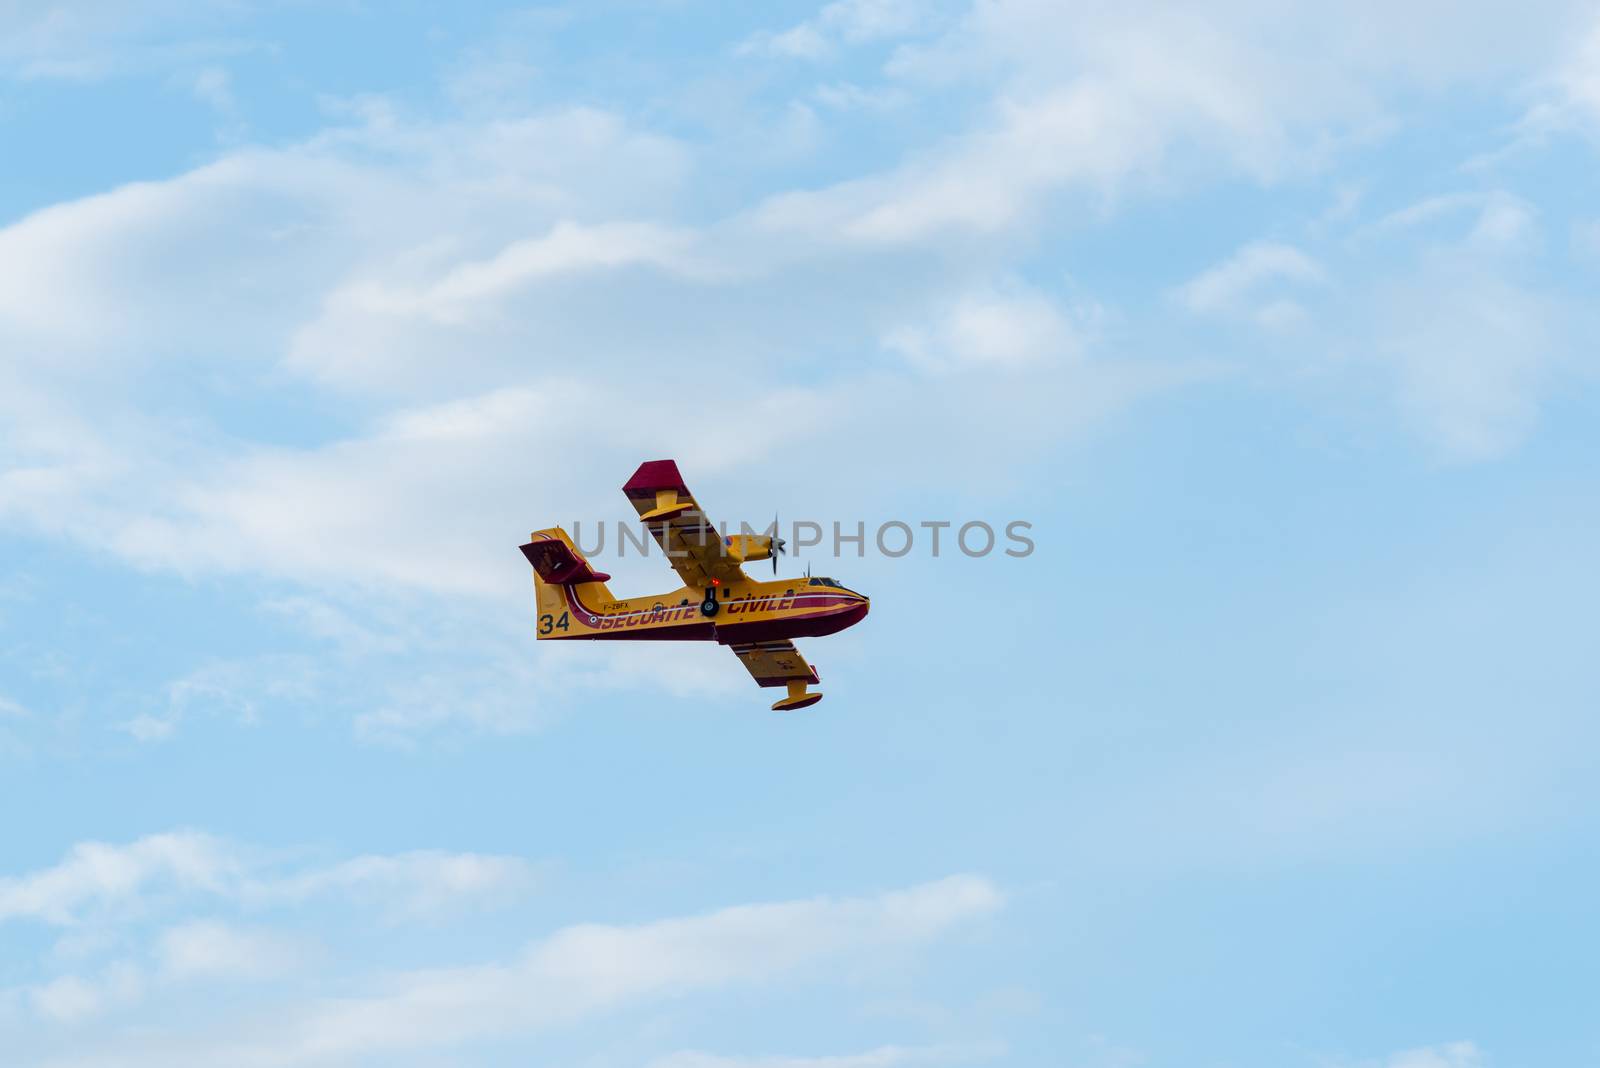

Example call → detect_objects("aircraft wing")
623 460 747 589
729 639 820 689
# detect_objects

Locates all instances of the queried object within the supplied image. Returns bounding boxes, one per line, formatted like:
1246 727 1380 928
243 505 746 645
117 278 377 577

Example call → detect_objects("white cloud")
252 851 535 919
1172 192 1586 460
1574 218 1600 256
119 601 731 746
1376 263 1556 461
1387 1045 1484 1068
29 974 106 1024
894 0 1589 90
11 922 309 1028
27 963 144 1025
649 1044 1001 1068
558 640 750 701
1545 13 1600 125
1376 192 1484 231
812 82 911 112
1371 192 1536 248
42 874 1001 1066
1176 242 1324 317
115 656 318 743
739 0 929 60
753 3 1400 246
284 221 705 390
0 152 369 364
0 109 688 371
751 86 1168 243
407 221 696 307
1492 8 1600 150
1470 198 1536 245
1332 1042 1485 1068
0 832 533 928
1251 298 1311 331
0 1 257 82
157 920 309 980
189 64 234 113
261 596 401 656
0 835 537 1037
103 385 610 598
117 714 179 742
0 686 42 757
753 0 1596 250
1355 194 1571 460
0 831 236 926
884 283 1089 371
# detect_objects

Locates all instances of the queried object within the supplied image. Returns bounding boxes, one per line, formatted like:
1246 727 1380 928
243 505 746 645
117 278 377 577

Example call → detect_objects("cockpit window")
807 577 838 587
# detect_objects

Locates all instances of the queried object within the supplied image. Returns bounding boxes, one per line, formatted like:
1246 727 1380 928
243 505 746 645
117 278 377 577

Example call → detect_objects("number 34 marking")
538 611 571 635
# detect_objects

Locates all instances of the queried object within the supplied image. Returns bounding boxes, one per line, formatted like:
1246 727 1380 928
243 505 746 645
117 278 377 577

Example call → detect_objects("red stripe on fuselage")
557 585 712 640
552 584 866 644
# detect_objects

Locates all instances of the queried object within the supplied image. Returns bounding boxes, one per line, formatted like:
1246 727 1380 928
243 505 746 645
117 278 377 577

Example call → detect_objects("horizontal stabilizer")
520 537 611 585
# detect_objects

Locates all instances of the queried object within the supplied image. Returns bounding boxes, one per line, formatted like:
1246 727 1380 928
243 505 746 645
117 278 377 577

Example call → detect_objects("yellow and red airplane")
521 460 869 711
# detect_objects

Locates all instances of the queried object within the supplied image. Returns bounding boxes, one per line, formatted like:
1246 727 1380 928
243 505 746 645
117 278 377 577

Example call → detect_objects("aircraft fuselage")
537 575 869 645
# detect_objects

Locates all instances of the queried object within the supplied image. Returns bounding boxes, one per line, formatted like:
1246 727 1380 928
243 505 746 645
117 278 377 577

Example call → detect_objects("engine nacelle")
723 533 776 563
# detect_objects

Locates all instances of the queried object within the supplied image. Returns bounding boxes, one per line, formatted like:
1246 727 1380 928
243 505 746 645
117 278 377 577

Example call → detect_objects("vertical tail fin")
521 527 614 637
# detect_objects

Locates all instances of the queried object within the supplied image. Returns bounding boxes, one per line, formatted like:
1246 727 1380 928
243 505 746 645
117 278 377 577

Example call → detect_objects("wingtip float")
520 459 869 711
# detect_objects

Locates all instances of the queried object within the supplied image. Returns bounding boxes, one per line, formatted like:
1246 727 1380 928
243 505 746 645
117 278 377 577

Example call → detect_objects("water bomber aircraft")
521 460 869 710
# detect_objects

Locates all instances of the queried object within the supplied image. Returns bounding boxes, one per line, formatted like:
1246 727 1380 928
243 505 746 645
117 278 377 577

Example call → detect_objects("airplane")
520 459 869 711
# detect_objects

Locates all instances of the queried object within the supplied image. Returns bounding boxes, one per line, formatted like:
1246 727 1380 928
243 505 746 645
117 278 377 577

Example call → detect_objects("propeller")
770 511 787 575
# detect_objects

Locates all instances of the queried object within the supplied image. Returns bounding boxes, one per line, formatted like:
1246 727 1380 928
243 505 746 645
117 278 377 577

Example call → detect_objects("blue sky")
2 2 1599 1065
